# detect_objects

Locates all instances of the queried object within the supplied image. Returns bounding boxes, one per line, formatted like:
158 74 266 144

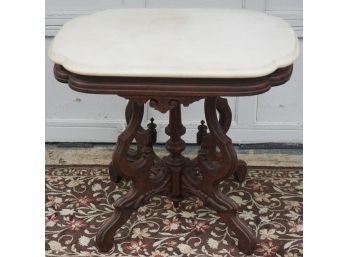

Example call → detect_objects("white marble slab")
48 8 299 78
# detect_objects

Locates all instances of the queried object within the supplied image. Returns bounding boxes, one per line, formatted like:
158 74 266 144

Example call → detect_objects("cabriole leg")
97 101 164 252
184 97 257 254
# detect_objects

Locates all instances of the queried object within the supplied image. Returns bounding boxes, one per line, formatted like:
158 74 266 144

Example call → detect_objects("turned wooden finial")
147 117 157 144
196 120 208 145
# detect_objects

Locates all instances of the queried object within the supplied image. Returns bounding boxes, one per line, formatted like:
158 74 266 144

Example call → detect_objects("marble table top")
49 8 299 78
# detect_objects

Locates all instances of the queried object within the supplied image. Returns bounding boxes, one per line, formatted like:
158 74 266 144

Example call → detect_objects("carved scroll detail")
182 97 256 253
96 101 168 253
97 97 256 255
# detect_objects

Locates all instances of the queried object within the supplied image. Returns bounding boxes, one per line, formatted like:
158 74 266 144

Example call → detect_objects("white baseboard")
46 119 302 143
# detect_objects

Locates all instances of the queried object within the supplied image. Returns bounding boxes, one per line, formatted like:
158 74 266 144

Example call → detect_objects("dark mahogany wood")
235 160 248 183
108 162 122 183
53 64 294 254
96 98 256 254
108 101 161 183
54 64 293 97
164 101 186 206
96 100 171 252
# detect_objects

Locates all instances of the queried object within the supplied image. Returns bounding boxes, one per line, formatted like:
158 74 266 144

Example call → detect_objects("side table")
49 9 299 255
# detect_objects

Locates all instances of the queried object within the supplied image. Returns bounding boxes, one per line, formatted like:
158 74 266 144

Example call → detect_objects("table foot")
108 162 122 183
96 208 132 252
235 160 248 182
182 168 256 254
97 163 170 252
219 211 257 254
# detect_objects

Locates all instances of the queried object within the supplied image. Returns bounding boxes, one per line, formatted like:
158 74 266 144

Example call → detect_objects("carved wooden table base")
53 62 293 256
97 97 257 254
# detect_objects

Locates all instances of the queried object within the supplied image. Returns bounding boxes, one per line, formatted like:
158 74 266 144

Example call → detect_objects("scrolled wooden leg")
96 100 158 252
216 97 248 182
216 97 232 133
109 101 160 183
188 97 256 254
125 100 143 161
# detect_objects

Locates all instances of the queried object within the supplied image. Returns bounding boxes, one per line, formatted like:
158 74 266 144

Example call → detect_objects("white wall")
45 0 303 143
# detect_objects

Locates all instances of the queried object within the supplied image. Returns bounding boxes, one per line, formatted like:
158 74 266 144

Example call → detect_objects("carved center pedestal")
97 96 257 254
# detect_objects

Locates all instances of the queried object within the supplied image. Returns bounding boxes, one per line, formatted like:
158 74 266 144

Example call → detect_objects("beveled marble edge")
49 36 299 79
48 8 299 79
50 46 298 79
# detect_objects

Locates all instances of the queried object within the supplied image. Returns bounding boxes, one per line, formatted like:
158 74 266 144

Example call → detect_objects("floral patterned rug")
45 166 302 257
